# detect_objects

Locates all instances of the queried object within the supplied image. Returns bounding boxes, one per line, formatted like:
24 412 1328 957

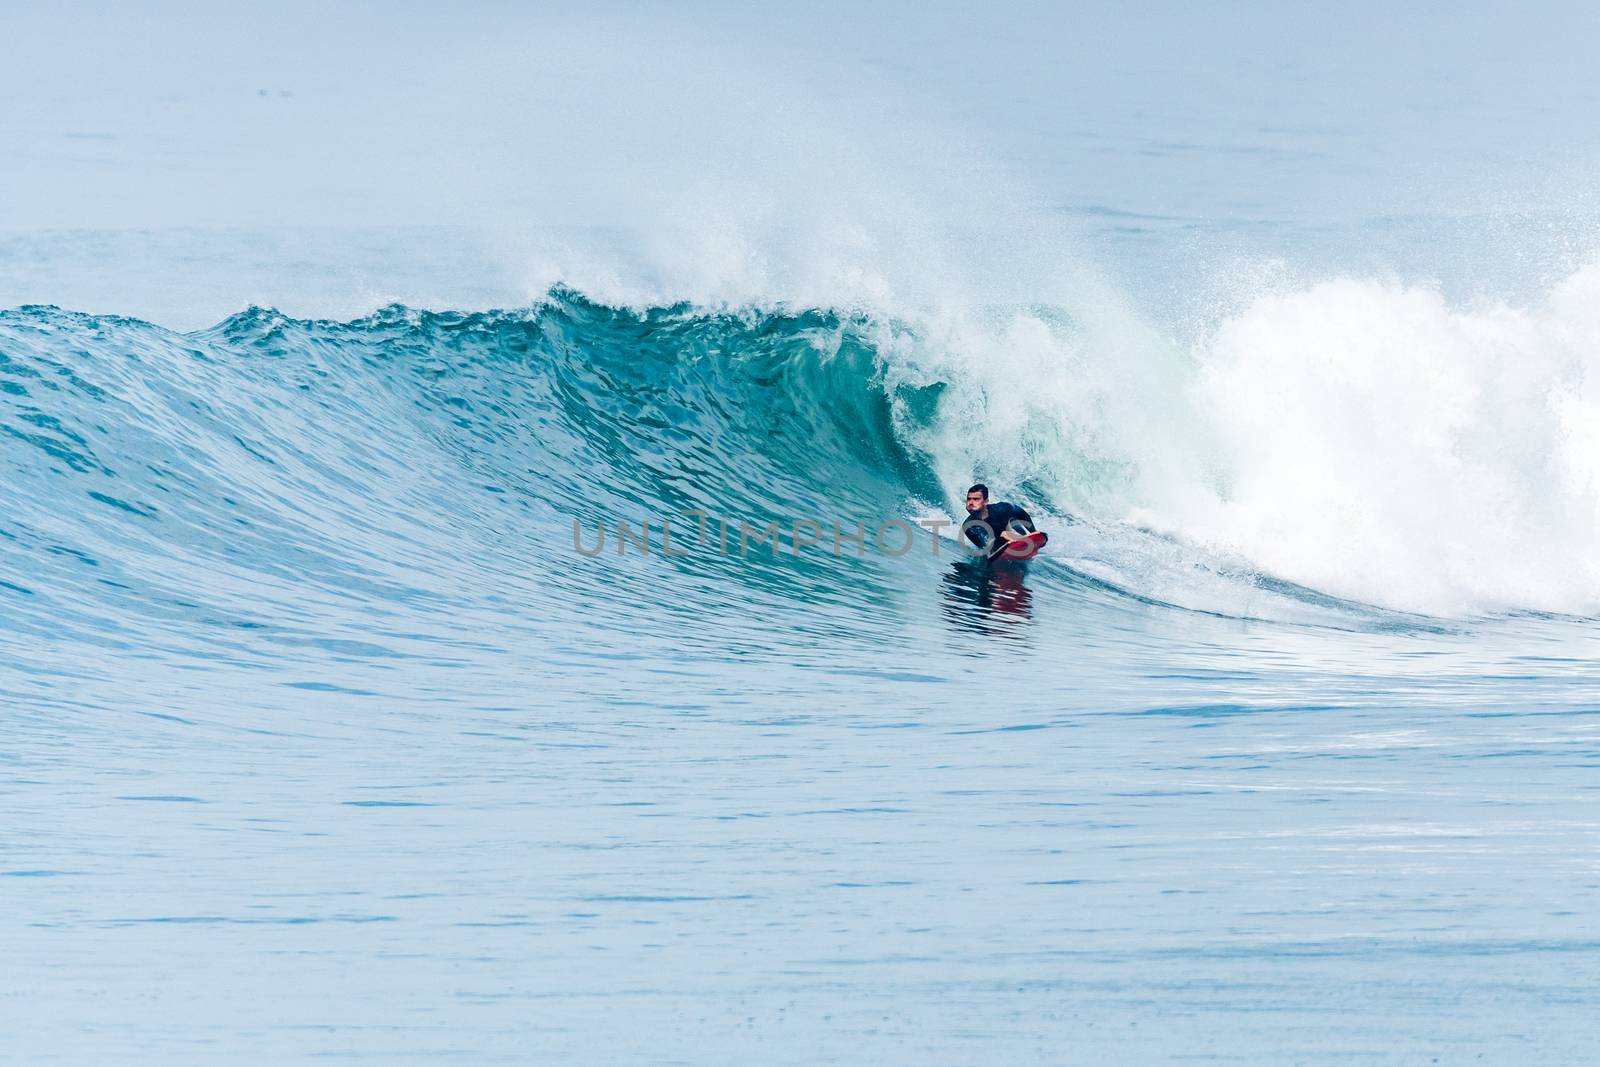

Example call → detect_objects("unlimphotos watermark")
571 510 1041 559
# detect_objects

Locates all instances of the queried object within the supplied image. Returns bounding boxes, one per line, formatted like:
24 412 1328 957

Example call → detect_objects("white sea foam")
893 262 1600 616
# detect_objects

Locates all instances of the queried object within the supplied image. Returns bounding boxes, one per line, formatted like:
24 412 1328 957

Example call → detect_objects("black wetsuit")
962 501 1034 549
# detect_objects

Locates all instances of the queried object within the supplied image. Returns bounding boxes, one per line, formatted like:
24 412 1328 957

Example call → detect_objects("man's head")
965 484 988 514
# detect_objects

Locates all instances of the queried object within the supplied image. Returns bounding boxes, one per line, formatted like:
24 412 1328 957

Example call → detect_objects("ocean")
5 4 1600 1063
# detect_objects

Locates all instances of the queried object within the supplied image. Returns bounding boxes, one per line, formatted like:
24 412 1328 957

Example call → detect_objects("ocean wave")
4 270 1600 634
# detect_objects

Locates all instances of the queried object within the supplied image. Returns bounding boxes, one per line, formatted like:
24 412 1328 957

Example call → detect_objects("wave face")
0 295 932 670
5 272 1600 661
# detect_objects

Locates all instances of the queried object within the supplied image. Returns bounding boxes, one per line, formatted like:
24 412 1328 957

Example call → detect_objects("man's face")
965 491 986 515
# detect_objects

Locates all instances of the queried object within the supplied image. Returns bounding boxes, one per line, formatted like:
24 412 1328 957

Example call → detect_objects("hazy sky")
4 1 1599 230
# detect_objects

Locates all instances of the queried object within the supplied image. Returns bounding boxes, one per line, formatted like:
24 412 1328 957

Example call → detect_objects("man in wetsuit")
961 484 1035 554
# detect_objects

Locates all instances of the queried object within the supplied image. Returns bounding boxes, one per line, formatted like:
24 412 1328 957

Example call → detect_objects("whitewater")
6 4 1600 1063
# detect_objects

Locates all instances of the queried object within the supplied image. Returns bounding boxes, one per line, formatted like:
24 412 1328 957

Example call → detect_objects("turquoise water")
7 4 1600 1062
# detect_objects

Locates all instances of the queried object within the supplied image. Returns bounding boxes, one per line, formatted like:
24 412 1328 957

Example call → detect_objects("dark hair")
967 484 988 500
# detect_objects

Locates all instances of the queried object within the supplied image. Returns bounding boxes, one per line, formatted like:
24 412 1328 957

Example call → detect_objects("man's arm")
997 504 1034 540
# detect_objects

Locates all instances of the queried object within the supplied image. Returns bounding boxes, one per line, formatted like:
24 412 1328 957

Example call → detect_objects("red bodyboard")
989 529 1048 561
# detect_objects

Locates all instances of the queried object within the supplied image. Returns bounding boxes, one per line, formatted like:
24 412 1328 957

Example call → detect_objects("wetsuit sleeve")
993 502 1034 534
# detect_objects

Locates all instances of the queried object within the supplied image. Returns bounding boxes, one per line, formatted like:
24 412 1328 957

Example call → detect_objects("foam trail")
1167 265 1600 614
